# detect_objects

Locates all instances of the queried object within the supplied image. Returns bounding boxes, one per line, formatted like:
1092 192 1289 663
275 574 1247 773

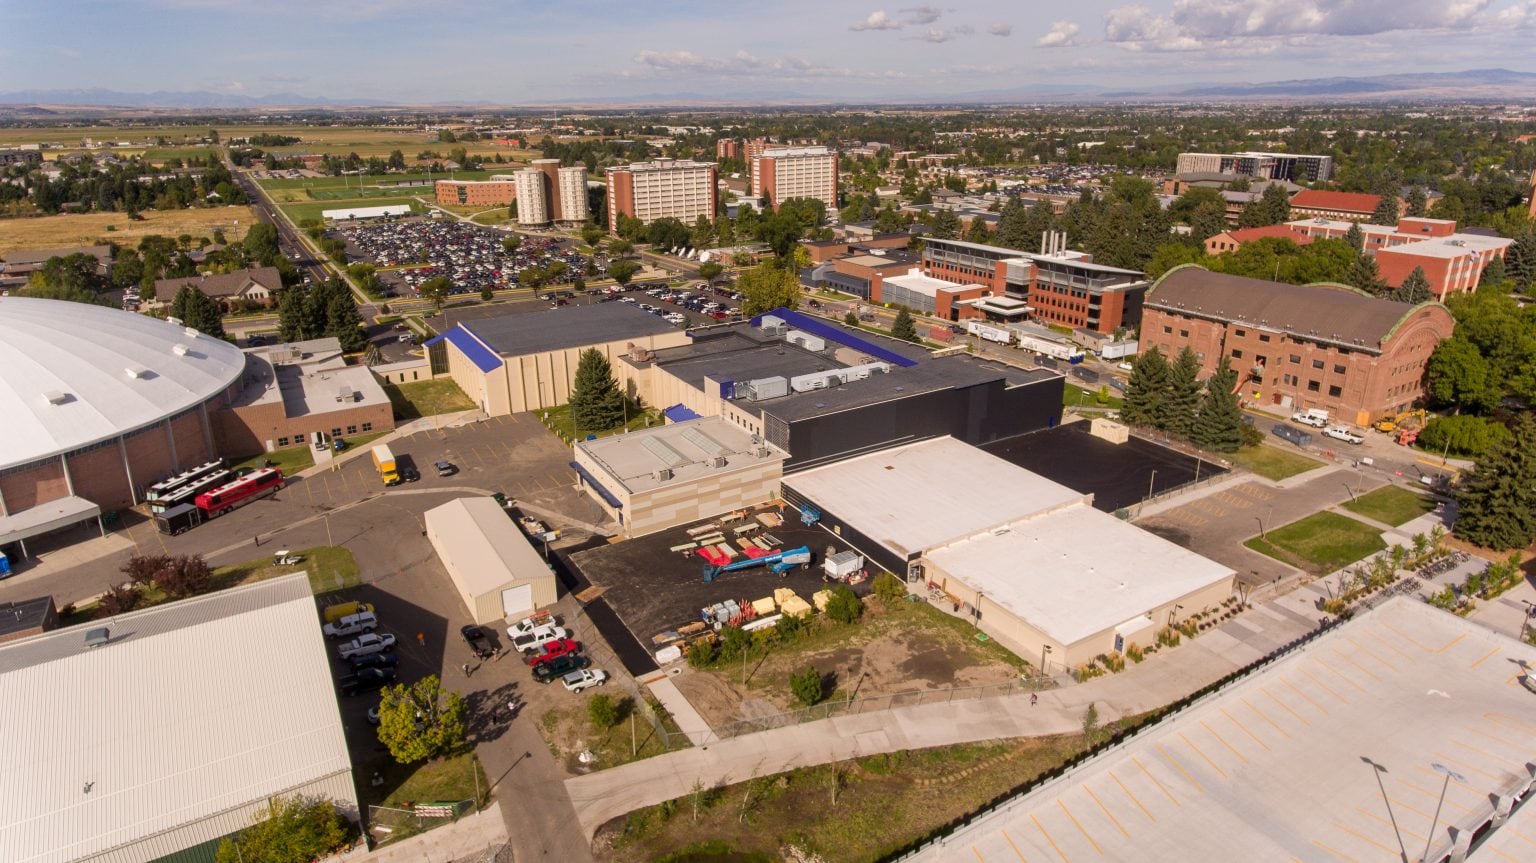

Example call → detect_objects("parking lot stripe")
1280 677 1329 715
1178 732 1225 780
1330 647 1384 681
1470 647 1500 668
1487 711 1536 737
1451 737 1522 771
1341 636 1397 671
1132 755 1180 805
1057 799 1101 854
1400 776 1478 816
1220 707 1271 751
1320 654 1372 689
1333 821 1403 857
1353 806 1429 843
1371 622 1430 655
1002 828 1030 861
1242 696 1291 740
1029 814 1068 863
1299 668 1350 704
1469 724 1527 751
1155 743 1205 794
1082 783 1129 838
1108 770 1156 822
1309 838 1362 863
1431 750 1503 783
1434 633 1467 654
1199 719 1248 764
972 845 987 862
1261 686 1310 726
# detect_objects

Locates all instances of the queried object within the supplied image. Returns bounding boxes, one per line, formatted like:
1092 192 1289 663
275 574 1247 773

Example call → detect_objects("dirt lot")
0 206 258 256
673 596 1026 727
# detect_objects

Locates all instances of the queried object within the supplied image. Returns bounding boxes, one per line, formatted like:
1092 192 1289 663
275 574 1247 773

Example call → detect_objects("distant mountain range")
3 68 1536 111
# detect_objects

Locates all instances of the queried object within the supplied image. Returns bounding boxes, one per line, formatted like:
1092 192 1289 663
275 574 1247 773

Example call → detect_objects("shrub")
588 693 620 730
687 639 716 668
790 666 823 706
824 585 863 624
871 571 906 602
1126 643 1145 663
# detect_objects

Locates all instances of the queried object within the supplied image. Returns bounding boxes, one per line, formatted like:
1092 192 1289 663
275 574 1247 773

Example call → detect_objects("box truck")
965 320 1013 344
1016 333 1086 363
372 444 401 486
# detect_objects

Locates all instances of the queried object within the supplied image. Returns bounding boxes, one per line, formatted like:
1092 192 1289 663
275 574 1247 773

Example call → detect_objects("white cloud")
850 10 903 31
1494 0 1536 27
987 22 1013 37
908 24 973 43
1035 20 1080 47
1103 0 1494 52
630 49 905 81
900 5 942 25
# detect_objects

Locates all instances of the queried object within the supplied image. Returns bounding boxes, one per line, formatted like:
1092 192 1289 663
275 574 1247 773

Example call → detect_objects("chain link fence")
366 799 475 846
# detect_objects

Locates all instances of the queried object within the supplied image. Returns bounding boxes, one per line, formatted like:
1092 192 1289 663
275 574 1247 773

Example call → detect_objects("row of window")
1277 373 1344 397
274 422 372 448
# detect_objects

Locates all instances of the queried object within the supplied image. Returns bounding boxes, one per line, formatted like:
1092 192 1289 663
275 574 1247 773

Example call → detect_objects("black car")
532 653 590 683
339 666 397 696
350 652 400 671
460 624 495 659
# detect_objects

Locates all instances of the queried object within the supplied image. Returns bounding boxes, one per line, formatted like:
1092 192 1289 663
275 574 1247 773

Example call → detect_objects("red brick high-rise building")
604 159 718 234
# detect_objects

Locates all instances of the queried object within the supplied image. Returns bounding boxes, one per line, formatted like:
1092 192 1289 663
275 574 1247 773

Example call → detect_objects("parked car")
1323 425 1365 445
322 611 379 639
460 624 495 659
339 666 396 696
509 623 567 652
561 668 608 693
434 459 457 477
507 612 556 638
1291 409 1329 428
337 632 396 660
532 653 590 683
350 651 399 671
1272 423 1314 447
525 638 580 667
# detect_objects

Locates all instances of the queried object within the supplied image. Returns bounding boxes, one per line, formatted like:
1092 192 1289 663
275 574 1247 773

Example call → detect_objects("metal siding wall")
778 483 910 577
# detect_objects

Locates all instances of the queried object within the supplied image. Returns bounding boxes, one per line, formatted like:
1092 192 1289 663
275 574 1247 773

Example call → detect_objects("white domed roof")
0 297 247 471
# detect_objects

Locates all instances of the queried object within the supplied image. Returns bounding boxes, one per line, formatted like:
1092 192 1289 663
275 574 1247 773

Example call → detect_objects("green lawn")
231 445 315 476
384 378 476 421
1064 386 1123 410
1228 444 1325 481
1243 511 1385 573
1342 485 1438 527
360 751 489 845
258 170 506 192
538 402 662 442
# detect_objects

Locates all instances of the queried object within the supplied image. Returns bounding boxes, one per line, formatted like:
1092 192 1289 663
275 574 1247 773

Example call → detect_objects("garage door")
501 584 533 618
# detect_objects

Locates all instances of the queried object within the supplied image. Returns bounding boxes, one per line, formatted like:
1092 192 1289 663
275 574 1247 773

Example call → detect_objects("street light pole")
1361 757 1410 863
1422 763 1465 863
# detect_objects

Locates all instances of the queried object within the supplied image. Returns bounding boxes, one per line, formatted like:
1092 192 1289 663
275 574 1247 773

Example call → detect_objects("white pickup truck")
337 632 396 660
1291 409 1329 428
1323 425 1365 445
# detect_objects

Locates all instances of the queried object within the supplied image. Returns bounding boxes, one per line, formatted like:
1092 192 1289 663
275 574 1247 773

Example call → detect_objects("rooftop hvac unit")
755 446 770 458
654 468 673 482
336 386 355 403
742 376 789 401
166 316 184 326
711 456 728 468
173 344 190 357
183 327 200 339
785 330 826 352
124 366 149 379
43 390 69 406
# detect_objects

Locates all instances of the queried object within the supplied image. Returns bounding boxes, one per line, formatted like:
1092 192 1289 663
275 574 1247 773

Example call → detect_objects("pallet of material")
751 596 777 615
686 524 721 537
733 523 760 535
773 587 799 607
696 546 731 566
780 596 814 618
756 512 784 528
812 589 833 612
694 534 725 547
670 542 699 553
713 543 738 559
760 533 782 548
739 540 765 556
651 629 682 647
752 537 773 550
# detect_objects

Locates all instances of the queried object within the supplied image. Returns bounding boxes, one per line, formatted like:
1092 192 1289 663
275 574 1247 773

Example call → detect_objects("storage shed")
424 497 558 624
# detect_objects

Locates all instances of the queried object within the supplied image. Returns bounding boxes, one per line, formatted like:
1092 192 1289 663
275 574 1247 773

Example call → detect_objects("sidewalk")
646 676 712 746
342 805 508 863
562 587 1320 838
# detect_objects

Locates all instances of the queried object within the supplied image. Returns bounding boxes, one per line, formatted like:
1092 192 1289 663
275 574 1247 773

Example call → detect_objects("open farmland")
0 124 543 161
0 206 258 257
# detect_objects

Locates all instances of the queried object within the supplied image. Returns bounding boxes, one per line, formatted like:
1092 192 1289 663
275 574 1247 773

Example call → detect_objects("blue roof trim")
570 461 623 508
751 307 919 368
663 404 703 423
428 327 503 374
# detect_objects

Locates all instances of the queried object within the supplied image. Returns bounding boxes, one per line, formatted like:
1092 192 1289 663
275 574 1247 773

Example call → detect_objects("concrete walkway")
646 677 713 746
562 589 1321 838
343 805 508 862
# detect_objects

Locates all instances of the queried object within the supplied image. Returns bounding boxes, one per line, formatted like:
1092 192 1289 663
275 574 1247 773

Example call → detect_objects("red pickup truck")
525 638 580 667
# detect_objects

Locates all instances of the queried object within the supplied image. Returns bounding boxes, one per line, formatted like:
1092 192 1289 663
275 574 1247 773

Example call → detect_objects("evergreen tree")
890 307 920 342
994 197 1029 249
1480 254 1506 291
844 309 859 326
569 348 627 433
1389 266 1434 305
1453 414 1536 550
1505 233 1536 294
1345 253 1387 295
1344 221 1364 253
1161 347 1203 436
1236 198 1268 229
964 216 993 244
1370 192 1400 226
1119 347 1169 427
276 285 311 342
171 285 224 338
928 209 961 240
1260 183 1292 225
1188 200 1228 245
325 294 368 352
1405 186 1428 217
1191 356 1243 452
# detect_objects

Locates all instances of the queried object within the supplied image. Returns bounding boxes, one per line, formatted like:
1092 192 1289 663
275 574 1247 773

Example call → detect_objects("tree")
325 293 369 352
646 216 690 250
607 259 640 285
569 348 627 433
1082 702 1103 746
276 285 312 341
376 674 467 764
1191 356 1243 452
1344 221 1364 253
690 214 715 250
614 214 646 241
243 222 281 266
823 585 863 624
737 263 800 316
790 666 823 707
697 261 724 281
1260 183 1292 225
1162 347 1203 437
759 210 804 264
1480 254 1506 290
214 795 351 863
170 285 225 338
1145 243 1205 280
1119 347 1169 427
1405 186 1429 217
890 307 920 342
964 216 993 244
844 309 859 326
1389 266 1434 305
1345 253 1387 295
1188 199 1228 245
418 275 452 314
587 693 621 730
928 209 962 240
501 235 521 255
581 225 604 248
1371 192 1401 226
1236 198 1269 229
1453 414 1536 550
1418 415 1513 458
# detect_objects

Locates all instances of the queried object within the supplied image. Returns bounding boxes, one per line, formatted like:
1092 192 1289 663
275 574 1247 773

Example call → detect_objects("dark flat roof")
463 301 678 357
762 354 1048 422
0 597 53 639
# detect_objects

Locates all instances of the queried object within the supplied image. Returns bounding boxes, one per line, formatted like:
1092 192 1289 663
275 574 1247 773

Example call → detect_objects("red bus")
195 468 285 517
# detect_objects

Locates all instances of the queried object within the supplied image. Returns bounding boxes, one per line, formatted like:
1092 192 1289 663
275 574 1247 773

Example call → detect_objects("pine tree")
1370 193 1400 226
569 348 627 434
1191 356 1243 452
890 307 920 342
1479 254 1506 291
1260 183 1292 225
1161 347 1203 437
325 294 368 352
1345 254 1387 295
1405 186 1428 217
1344 221 1364 253
1505 233 1536 294
1453 414 1536 550
276 285 310 342
1119 347 1169 427
1389 266 1434 305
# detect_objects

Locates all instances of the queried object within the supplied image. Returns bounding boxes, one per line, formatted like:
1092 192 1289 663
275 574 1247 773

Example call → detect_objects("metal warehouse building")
0 574 358 863
782 437 1236 671
424 497 559 623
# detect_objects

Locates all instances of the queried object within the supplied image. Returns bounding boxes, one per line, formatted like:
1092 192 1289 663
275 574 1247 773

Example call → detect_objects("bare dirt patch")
0 206 258 256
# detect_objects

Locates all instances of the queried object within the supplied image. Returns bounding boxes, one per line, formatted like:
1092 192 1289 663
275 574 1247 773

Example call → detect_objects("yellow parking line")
1310 839 1362 862
1376 620 1435 652
1470 647 1500 668
1365 628 1416 660
1435 633 1467 654
1220 706 1271 751
1482 846 1522 863
1321 654 1372 689
973 847 987 862
1179 732 1227 780
1335 822 1403 857
1242 697 1291 740
1082 784 1129 838
1340 637 1395 671
1281 678 1330 715
1262 686 1311 727
1300 667 1351 703
1154 743 1205 794
1505 829 1536 848
1469 725 1528 752
1401 776 1478 815
1109 770 1156 822
1433 751 1504 783
1133 754 1181 806
1031 814 1069 863
1002 828 1030 861
1058 800 1101 854
1355 805 1428 842
1452 738 1524 771
1486 711 1536 737
1199 719 1248 764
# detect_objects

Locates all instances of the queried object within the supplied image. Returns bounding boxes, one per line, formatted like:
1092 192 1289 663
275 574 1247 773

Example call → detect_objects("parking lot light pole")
1422 763 1465 863
1361 757 1410 863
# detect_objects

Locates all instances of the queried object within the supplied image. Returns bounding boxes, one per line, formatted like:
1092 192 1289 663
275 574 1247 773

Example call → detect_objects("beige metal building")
424 497 559 623
0 574 358 863
427 302 689 417
573 417 788 538
783 437 1236 671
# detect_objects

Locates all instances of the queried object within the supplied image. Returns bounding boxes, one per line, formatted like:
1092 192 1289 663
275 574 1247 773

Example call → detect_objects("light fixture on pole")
1361 757 1410 863
1421 762 1466 863
1040 643 1052 676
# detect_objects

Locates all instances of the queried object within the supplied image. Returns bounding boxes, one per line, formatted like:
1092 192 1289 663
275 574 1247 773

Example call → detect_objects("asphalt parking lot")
337 219 599 297
569 509 864 672
982 421 1227 512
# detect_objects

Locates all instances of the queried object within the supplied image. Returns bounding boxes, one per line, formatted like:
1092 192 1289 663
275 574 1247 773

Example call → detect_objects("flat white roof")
0 575 352 863
0 496 100 547
1385 235 1515 258
321 204 412 220
926 506 1236 644
783 437 1085 558
578 417 787 495
883 269 980 298
907 599 1536 863
424 497 551 597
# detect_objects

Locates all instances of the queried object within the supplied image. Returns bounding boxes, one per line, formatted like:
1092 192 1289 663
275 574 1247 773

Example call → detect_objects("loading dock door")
502 584 533 618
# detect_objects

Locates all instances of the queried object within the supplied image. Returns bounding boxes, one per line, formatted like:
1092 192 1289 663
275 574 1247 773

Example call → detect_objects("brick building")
1287 216 1512 299
214 337 394 457
434 178 517 208
1287 189 1383 221
715 139 740 161
752 146 838 211
1140 266 1455 425
1204 225 1314 256
605 158 718 234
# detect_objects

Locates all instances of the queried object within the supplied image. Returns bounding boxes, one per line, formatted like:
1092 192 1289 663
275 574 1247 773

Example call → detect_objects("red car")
525 638 580 667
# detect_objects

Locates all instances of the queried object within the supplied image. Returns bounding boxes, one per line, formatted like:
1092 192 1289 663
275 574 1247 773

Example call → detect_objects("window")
1307 380 1320 392
1231 349 1244 359
362 422 373 432
331 428 342 437
1289 354 1301 364
277 436 289 447
1259 334 1271 342
1333 364 1346 374
1179 329 1189 338
1311 359 1324 370
346 425 357 435
1163 325 1172 334
1234 328 1246 337
1328 385 1342 397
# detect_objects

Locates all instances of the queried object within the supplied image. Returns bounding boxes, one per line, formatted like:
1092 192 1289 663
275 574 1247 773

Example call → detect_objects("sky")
4 1 1536 103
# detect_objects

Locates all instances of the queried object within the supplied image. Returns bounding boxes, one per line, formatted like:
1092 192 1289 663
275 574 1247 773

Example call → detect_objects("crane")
703 546 812 583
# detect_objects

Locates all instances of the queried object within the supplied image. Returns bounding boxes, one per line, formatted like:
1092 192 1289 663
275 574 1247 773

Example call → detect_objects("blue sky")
4 1 1536 101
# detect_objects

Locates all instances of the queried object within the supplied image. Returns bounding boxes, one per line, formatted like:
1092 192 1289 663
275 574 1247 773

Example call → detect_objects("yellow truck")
372 444 401 486
322 601 374 624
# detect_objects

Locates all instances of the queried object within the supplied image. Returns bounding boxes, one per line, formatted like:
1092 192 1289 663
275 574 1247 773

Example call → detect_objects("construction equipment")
1397 426 1421 447
1374 409 1426 434
703 546 812 582
799 505 821 526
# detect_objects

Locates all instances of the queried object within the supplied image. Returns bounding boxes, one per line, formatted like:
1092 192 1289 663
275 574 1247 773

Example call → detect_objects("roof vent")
173 344 190 356
654 468 673 482
124 366 148 380
166 316 184 326
43 390 69 406
711 456 728 468
183 327 200 339
84 627 110 648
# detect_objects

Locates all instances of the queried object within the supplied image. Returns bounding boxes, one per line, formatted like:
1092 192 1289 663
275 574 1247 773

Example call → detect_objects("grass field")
0 206 258 257
259 169 512 192
1244 511 1385 573
1342 485 1437 526
361 751 489 844
0 124 542 161
1064 385 1123 410
539 402 662 442
385 378 476 421
1228 444 1325 482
